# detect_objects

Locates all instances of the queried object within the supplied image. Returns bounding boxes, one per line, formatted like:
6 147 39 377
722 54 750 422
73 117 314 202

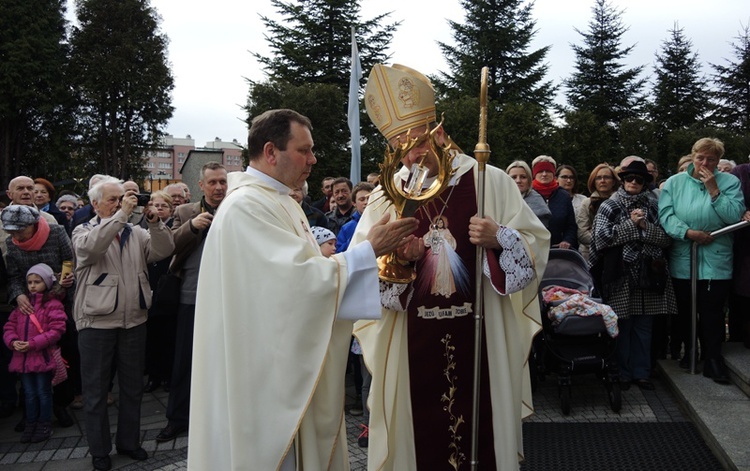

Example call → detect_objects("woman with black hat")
590 160 676 390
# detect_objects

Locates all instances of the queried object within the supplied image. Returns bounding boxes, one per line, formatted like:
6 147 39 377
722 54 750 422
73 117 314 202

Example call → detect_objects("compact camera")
136 193 151 206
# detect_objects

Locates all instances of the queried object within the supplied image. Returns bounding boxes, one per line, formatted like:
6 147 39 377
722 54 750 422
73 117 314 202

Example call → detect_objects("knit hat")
27 263 57 290
311 226 336 246
0 205 40 231
532 161 556 177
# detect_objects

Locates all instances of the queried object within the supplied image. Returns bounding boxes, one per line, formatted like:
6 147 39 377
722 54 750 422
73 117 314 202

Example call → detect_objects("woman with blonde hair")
506 160 551 228
659 137 744 383
577 163 620 260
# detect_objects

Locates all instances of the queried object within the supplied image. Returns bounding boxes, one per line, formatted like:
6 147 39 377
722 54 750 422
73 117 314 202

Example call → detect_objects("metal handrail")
689 219 750 374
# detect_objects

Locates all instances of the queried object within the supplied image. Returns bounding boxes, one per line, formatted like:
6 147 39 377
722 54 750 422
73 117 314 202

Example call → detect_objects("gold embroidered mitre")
365 64 436 141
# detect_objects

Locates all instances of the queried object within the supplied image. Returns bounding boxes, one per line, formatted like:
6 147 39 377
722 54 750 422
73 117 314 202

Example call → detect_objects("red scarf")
532 179 559 200
12 217 51 252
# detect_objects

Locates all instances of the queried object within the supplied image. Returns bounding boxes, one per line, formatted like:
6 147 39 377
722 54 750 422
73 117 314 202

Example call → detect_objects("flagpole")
348 26 362 184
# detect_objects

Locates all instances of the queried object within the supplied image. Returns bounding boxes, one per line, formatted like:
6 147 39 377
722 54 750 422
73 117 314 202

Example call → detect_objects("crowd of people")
507 140 749 392
0 62 748 471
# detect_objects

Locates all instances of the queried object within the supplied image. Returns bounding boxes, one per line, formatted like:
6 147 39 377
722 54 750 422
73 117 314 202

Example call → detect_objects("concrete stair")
658 341 750 471
725 342 750 399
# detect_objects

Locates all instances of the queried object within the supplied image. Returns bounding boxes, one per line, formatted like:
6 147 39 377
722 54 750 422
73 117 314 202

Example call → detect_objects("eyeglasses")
557 175 575 180
623 174 645 184
595 175 613 181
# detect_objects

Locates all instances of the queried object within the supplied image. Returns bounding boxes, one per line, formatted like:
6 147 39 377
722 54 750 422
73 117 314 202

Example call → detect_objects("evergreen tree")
554 110 616 173
619 117 658 161
649 24 709 172
711 25 750 134
69 0 174 180
255 0 396 90
433 0 557 169
650 24 709 133
0 0 73 188
247 0 398 191
564 0 646 127
435 0 555 107
436 96 556 169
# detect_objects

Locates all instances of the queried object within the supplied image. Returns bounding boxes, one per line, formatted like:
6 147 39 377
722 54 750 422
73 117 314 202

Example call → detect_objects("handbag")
638 254 668 293
28 314 68 386
154 272 182 307
590 245 624 296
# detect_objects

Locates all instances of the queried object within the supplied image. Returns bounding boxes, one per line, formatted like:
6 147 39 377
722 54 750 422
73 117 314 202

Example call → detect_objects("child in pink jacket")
3 263 67 443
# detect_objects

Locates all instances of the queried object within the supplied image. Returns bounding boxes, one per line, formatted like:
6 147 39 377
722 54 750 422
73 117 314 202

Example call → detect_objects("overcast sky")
67 0 748 147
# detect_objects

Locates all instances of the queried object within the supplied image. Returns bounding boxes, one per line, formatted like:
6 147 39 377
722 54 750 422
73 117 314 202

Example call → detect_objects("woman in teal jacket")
659 137 745 383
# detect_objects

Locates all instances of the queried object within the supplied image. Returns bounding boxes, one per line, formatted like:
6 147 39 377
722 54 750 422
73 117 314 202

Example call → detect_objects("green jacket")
659 164 744 280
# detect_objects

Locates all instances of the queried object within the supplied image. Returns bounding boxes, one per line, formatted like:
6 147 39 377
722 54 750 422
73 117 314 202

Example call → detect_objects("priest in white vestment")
187 109 418 471
352 64 551 470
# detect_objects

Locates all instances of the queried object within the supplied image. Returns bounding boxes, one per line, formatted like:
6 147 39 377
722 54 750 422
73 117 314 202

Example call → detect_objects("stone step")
658 358 750 471
724 341 750 399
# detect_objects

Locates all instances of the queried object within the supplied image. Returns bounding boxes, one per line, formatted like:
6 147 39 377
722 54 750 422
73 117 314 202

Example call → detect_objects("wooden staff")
470 66 491 470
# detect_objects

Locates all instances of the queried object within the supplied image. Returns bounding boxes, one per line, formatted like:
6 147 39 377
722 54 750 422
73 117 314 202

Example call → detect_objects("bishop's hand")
396 236 425 262
366 213 419 257
468 216 501 250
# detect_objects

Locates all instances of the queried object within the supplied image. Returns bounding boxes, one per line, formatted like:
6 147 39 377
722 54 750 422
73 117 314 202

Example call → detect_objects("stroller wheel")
560 385 571 415
609 382 622 413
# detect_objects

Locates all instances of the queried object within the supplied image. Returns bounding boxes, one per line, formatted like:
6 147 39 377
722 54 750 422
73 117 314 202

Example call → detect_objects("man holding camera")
72 176 175 470
155 161 227 443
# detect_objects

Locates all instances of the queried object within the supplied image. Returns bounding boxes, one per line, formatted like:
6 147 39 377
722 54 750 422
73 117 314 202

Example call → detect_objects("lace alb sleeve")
483 225 534 295
380 280 413 312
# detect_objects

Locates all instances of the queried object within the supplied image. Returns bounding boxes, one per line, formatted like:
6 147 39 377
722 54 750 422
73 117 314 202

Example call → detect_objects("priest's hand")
367 213 419 257
469 216 501 250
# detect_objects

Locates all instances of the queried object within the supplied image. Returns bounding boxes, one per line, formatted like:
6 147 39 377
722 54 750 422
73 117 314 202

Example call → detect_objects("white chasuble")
188 170 353 470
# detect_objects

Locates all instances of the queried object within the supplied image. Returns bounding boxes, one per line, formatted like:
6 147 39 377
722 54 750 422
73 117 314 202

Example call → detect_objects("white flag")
348 27 362 184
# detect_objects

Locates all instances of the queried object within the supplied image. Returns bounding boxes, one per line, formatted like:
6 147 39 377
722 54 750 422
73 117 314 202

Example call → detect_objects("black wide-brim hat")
618 160 653 184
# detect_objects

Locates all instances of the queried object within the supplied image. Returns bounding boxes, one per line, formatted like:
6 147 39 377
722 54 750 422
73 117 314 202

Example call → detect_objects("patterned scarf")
12 217 50 252
591 187 661 267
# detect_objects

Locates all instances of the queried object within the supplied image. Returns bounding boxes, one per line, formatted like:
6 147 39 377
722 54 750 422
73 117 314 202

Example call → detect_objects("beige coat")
169 202 203 276
72 209 174 331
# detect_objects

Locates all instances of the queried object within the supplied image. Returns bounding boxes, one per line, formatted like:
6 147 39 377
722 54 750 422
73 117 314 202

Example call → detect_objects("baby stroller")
530 249 621 415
